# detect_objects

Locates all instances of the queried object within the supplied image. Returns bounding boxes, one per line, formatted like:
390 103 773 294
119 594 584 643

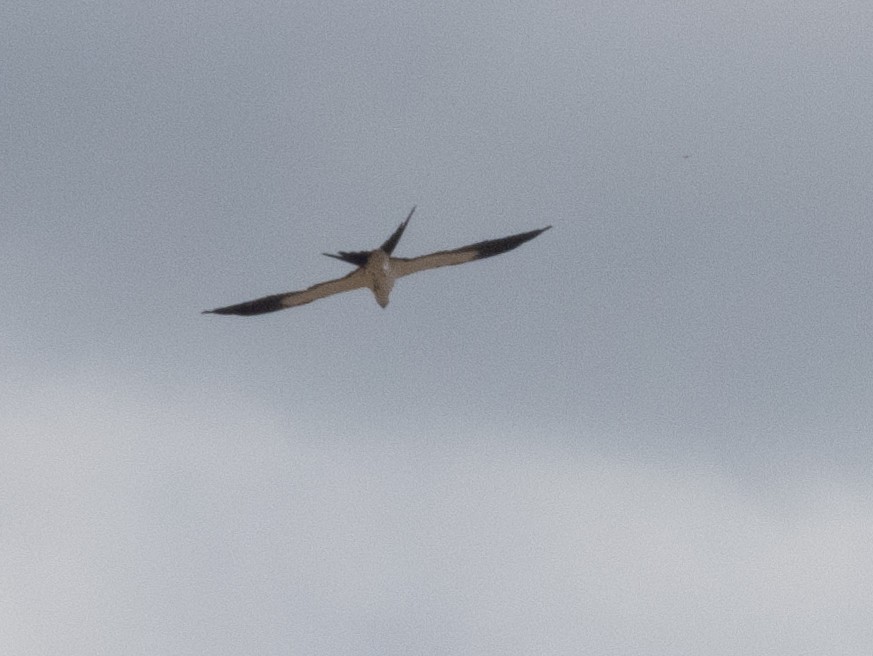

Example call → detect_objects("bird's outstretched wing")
203 268 368 316
391 226 551 278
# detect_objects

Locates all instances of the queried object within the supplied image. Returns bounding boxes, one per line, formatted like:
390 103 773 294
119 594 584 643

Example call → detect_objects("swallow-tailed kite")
203 207 551 315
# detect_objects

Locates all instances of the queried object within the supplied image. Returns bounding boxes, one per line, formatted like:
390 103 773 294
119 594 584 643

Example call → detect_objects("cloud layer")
4 370 871 655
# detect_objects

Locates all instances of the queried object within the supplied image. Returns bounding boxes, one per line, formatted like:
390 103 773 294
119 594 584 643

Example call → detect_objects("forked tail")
323 206 416 266
379 206 415 255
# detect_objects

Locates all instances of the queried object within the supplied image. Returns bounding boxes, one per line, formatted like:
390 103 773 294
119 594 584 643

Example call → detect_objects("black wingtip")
201 292 289 316
470 225 552 260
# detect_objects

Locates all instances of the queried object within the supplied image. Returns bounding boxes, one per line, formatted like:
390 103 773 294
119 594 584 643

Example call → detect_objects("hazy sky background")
3 2 873 654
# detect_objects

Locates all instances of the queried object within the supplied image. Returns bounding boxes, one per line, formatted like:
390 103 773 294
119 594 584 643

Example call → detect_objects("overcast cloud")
3 2 873 654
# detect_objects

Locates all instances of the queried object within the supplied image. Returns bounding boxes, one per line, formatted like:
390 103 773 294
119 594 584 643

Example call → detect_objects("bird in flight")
203 207 551 316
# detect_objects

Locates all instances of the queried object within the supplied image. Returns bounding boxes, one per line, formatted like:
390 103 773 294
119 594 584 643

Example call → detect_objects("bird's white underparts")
203 207 551 316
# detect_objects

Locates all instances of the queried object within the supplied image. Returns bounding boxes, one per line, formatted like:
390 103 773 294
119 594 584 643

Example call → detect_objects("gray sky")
3 2 873 654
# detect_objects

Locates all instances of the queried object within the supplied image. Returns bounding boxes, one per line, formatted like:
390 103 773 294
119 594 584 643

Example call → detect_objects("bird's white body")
366 250 395 308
